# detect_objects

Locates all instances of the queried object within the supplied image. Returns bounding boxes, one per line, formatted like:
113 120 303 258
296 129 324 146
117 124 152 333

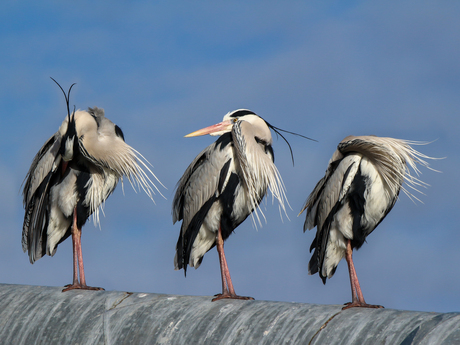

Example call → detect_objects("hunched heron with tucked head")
300 135 435 309
173 109 307 301
22 80 163 292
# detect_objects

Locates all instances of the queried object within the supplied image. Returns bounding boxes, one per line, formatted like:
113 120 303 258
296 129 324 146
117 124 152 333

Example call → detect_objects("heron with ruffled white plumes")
300 135 436 309
22 80 163 292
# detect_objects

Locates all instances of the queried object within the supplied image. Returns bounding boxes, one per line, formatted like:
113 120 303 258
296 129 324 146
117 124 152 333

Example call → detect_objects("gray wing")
173 137 233 231
303 155 361 230
173 135 234 272
301 137 362 277
301 136 365 231
23 133 62 206
22 131 63 262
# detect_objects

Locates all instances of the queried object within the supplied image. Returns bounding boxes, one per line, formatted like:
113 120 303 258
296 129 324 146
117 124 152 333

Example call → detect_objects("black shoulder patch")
254 136 267 146
218 159 231 194
216 132 233 151
255 137 274 162
114 125 125 141
348 167 368 249
266 145 274 162
219 172 242 240
75 171 92 229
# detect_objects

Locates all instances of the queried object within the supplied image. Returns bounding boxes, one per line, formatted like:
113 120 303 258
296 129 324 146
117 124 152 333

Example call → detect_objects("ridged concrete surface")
0 284 459 344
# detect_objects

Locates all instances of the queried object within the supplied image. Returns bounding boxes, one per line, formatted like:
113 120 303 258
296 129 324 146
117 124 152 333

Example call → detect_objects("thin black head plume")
265 121 317 166
50 77 76 121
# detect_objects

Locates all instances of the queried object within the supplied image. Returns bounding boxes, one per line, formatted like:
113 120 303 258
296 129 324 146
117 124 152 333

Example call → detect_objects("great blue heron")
173 109 302 301
300 135 434 309
22 80 162 292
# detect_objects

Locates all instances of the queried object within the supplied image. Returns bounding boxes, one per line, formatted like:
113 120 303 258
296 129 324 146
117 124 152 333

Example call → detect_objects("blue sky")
0 1 458 313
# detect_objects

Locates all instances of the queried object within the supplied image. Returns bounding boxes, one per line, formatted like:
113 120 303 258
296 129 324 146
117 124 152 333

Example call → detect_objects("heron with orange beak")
173 109 300 301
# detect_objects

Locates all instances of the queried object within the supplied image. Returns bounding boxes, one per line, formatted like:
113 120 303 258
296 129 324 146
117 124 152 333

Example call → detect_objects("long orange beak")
185 120 233 137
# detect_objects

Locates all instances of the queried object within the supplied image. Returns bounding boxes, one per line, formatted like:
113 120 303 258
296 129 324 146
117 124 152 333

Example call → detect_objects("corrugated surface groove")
0 284 458 345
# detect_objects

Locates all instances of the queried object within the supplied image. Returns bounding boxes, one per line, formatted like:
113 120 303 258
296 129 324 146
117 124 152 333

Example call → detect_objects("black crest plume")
50 77 76 122
265 121 317 165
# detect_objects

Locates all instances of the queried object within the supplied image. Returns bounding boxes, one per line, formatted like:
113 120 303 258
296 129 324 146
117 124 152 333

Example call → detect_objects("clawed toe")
342 302 384 310
212 293 254 302
62 284 104 292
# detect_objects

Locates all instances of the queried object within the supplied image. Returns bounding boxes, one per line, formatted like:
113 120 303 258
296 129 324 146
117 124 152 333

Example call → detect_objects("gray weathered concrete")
0 283 459 344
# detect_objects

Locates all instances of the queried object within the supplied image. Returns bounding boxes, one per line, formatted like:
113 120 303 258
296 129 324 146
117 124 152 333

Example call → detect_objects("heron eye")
233 118 238 123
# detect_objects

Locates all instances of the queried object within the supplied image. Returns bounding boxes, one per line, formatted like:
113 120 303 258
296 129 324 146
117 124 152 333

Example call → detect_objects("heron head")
184 109 266 138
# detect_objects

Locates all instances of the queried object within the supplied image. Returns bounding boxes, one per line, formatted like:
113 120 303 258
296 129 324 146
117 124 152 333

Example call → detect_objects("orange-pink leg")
62 208 104 292
342 239 383 310
212 226 254 302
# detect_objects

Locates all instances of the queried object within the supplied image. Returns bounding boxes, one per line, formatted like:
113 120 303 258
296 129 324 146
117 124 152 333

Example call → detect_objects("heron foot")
342 301 384 310
212 293 254 302
62 284 105 292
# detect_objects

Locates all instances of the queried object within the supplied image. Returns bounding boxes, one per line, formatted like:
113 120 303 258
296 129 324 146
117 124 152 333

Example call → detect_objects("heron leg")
342 239 383 310
212 226 254 302
70 216 79 287
62 208 104 292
